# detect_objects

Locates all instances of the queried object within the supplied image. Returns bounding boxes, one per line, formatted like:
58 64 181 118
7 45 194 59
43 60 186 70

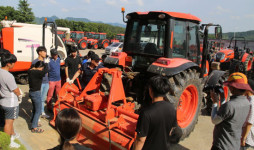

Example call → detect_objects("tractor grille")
215 52 225 62
105 48 110 54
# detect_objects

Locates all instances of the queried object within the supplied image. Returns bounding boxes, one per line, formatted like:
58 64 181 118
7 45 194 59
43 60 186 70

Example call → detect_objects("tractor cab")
121 11 202 70
85 32 95 39
70 31 85 42
116 34 124 42
94 33 107 40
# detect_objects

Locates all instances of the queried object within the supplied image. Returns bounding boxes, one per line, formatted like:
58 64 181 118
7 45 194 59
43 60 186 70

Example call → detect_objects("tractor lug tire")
166 68 202 140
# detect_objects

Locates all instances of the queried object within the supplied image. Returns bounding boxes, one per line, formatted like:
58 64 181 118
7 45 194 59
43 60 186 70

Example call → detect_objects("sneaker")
9 137 20 148
41 113 50 119
12 132 20 139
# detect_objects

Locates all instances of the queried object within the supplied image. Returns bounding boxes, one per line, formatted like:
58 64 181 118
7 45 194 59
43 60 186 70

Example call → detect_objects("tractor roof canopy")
128 11 201 23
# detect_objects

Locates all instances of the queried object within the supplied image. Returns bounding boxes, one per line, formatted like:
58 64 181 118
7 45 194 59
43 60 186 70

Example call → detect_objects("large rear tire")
243 54 252 71
204 73 230 115
229 54 252 78
244 55 253 78
166 69 202 139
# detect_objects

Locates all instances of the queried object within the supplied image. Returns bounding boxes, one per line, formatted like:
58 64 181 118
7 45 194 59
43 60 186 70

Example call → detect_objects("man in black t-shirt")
65 47 81 83
71 54 104 88
133 75 179 150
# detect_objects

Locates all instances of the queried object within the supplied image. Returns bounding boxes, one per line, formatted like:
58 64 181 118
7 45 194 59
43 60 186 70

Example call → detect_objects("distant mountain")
65 17 90 22
223 30 254 41
35 16 125 28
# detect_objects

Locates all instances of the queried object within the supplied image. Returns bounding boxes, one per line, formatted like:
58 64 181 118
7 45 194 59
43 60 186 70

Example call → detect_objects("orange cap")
223 72 252 91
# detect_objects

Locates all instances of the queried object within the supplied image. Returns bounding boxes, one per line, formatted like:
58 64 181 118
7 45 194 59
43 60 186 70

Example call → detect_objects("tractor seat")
144 43 158 55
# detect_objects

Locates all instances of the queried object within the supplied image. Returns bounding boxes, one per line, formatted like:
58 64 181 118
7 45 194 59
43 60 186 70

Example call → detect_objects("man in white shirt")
0 53 23 148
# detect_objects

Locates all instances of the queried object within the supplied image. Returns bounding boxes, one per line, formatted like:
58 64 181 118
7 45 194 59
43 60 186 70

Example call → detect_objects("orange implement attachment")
50 68 138 150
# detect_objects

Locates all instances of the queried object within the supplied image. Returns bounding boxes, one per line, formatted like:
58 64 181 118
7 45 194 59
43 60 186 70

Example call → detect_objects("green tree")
0 6 19 20
16 0 35 23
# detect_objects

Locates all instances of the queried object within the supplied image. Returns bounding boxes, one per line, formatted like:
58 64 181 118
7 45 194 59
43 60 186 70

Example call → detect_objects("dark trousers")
29 91 42 129
0 105 5 127
240 144 251 150
211 145 220 150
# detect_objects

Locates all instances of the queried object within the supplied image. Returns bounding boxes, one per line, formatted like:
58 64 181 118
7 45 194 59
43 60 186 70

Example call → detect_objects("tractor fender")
205 70 225 88
78 38 84 44
104 52 127 67
147 57 200 76
241 53 251 62
102 39 109 43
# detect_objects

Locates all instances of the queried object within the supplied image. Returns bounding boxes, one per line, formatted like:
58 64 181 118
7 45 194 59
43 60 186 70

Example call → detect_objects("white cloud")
120 0 128 3
82 0 91 4
30 3 35 7
137 0 144 6
106 0 117 6
230 16 241 20
49 0 57 4
244 14 254 19
61 8 69 12
215 6 230 14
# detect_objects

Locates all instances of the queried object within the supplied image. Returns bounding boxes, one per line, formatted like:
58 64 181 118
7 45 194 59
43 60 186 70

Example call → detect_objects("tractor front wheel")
93 44 98 49
167 69 202 139
102 41 109 49
79 40 87 50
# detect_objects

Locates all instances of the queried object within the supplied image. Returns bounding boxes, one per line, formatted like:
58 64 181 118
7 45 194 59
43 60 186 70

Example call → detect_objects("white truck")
0 19 71 84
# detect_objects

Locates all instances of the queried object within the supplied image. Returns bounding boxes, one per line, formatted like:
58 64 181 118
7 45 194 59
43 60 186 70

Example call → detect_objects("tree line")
0 0 34 23
0 0 125 39
55 19 125 39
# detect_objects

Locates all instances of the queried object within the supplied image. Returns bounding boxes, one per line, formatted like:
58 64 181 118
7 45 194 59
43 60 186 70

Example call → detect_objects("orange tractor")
110 34 125 44
50 8 225 149
211 37 254 78
86 33 110 49
69 31 89 50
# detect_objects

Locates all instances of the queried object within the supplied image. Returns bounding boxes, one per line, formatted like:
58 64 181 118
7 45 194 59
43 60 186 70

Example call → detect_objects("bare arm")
71 70 81 81
241 122 252 146
65 67 69 78
13 88 21 97
133 136 146 150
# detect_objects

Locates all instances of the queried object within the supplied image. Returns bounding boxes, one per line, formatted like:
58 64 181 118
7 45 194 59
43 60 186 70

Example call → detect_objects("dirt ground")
12 49 252 150
15 83 214 150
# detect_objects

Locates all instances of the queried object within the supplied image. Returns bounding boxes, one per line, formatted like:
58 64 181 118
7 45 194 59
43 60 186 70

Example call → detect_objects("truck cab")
0 19 69 84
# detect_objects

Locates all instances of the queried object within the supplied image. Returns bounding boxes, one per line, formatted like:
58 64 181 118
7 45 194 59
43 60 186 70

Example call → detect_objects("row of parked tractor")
57 30 124 50
208 37 253 78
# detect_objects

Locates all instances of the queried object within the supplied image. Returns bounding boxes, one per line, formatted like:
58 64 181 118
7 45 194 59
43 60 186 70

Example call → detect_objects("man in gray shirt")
0 54 23 148
210 72 252 150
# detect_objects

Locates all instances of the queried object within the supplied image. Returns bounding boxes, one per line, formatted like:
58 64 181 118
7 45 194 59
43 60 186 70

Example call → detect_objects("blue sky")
1 0 253 32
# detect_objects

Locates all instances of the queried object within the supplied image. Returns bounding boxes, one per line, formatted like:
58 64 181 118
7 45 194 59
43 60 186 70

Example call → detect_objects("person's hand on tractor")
68 79 74 85
66 77 70 83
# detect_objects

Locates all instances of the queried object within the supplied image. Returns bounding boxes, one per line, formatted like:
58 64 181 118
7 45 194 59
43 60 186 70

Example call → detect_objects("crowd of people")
0 47 104 149
1 46 254 150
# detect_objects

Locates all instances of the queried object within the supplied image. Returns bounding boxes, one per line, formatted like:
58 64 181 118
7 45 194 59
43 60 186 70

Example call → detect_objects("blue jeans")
41 83 49 114
29 91 42 129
